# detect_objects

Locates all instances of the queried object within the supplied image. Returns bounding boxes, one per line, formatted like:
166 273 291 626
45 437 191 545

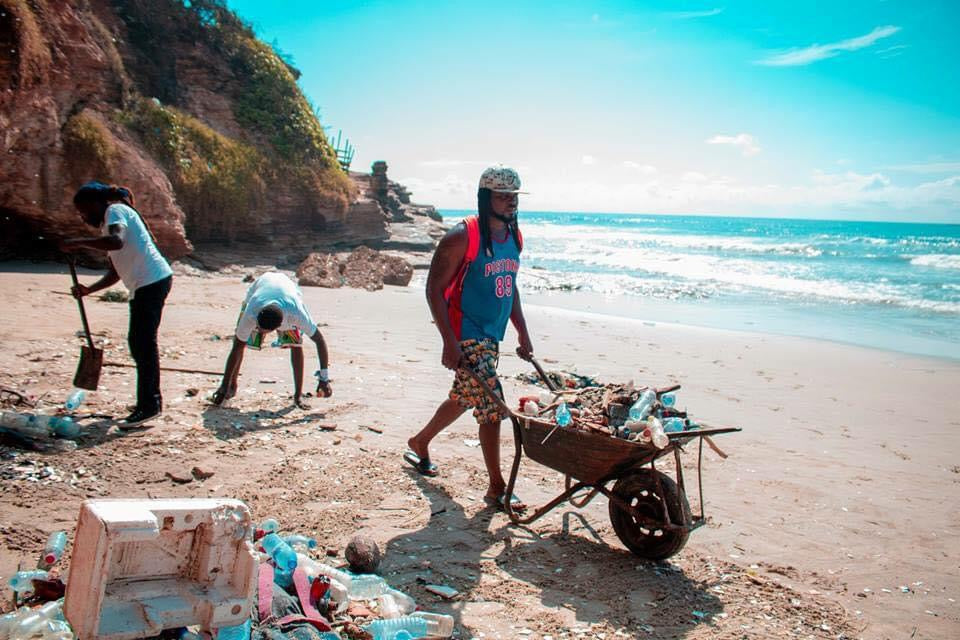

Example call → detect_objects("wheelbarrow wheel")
608 470 690 560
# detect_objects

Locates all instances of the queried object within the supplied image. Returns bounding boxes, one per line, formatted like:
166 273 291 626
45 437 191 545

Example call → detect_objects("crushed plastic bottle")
259 518 280 533
555 401 572 427
628 388 657 422
663 417 685 433
64 389 86 411
647 416 669 449
41 531 67 568
260 533 297 570
50 417 80 439
660 392 676 408
363 612 454 640
347 574 416 614
8 569 49 592
0 599 73 640
296 553 350 608
282 534 317 550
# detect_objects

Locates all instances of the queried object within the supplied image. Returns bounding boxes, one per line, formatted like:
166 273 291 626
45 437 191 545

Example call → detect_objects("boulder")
296 253 343 288
296 247 413 290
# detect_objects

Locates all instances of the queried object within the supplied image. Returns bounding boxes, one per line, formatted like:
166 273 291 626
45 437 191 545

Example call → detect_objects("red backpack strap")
516 225 523 253
464 215 480 262
443 216 481 303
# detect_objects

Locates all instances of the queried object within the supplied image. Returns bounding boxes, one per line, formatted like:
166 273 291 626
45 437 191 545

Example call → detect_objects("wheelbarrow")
462 354 740 560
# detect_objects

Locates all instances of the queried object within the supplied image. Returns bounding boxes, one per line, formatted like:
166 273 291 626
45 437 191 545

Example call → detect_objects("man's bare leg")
479 418 526 509
407 398 465 460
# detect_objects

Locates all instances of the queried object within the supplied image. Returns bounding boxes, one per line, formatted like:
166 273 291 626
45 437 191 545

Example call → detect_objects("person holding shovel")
405 166 534 512
211 272 332 409
61 182 173 429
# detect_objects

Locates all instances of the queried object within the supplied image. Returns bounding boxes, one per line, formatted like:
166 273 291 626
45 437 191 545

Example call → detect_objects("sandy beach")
1 261 957 639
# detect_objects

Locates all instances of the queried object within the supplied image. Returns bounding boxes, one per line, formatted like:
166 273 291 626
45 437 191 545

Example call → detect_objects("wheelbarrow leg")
504 417 524 523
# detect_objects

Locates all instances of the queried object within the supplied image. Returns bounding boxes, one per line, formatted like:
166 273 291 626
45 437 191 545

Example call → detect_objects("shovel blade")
73 345 103 391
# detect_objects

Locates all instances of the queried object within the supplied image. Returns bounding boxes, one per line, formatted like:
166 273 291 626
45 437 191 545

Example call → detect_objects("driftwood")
104 362 222 376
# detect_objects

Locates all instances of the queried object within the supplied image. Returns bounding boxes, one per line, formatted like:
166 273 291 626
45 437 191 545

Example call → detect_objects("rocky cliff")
0 0 369 261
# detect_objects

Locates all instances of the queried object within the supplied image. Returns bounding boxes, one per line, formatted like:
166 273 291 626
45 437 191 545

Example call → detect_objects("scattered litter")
365 425 383 434
425 584 460 599
317 423 338 431
463 438 481 447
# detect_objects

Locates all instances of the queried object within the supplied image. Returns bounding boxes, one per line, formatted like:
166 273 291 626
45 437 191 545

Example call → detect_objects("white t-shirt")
101 203 172 296
235 272 318 341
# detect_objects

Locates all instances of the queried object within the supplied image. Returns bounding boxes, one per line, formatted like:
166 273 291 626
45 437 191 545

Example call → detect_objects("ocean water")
440 210 960 360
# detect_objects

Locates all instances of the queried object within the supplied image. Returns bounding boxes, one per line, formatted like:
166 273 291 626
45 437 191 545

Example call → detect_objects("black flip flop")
403 450 439 477
484 493 526 512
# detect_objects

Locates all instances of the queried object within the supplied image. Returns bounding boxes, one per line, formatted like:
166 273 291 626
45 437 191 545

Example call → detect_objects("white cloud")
876 44 908 59
756 25 901 67
417 159 490 168
885 161 960 173
623 161 657 174
706 133 761 157
666 8 724 19
581 155 598 165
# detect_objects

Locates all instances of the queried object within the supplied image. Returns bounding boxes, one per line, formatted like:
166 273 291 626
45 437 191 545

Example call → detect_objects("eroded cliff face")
0 0 190 258
0 0 371 261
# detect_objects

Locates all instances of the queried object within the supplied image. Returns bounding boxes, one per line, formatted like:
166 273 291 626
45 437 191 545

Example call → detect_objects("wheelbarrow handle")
68 258 96 352
515 348 560 393
459 360 515 418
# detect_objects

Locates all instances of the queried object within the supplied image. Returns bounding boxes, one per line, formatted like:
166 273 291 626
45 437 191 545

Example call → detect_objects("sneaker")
119 407 161 430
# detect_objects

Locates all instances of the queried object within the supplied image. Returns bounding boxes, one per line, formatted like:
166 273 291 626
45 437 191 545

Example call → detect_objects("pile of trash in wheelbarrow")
520 379 699 449
2 498 453 640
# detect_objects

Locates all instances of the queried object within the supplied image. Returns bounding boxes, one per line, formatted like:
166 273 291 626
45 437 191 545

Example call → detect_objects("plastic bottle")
4 600 70 640
377 593 402 619
260 533 297 571
647 416 669 449
522 400 539 416
555 401 572 427
0 412 51 440
296 553 350 608
347 574 416 614
259 518 280 533
660 392 676 408
628 388 657 422
363 612 454 640
216 618 251 640
282 534 317 550
8 569 48 592
663 417 685 433
538 391 554 407
50 417 80 439
65 389 86 411
41 531 68 568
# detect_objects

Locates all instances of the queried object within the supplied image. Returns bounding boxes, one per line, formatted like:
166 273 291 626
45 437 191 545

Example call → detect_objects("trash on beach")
424 584 460 599
5 506 456 640
462 438 481 447
63 498 257 639
0 410 82 450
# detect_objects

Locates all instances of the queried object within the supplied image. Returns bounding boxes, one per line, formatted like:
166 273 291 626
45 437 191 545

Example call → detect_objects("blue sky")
226 1 960 222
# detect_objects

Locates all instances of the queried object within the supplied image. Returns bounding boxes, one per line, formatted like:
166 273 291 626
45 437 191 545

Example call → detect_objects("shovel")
68 259 103 391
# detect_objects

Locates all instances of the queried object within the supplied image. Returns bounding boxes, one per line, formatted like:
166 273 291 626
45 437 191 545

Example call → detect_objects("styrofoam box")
64 499 257 640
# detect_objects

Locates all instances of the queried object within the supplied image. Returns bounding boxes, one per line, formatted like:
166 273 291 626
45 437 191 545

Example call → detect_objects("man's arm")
308 329 331 399
72 263 121 298
425 224 468 370
510 289 534 360
62 224 124 252
212 338 246 405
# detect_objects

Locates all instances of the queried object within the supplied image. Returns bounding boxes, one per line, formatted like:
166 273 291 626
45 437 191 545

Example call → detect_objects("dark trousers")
128 275 172 411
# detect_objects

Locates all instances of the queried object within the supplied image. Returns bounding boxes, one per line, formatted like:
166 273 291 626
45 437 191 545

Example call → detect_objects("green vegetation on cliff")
62 112 115 183
111 0 353 242
120 97 264 241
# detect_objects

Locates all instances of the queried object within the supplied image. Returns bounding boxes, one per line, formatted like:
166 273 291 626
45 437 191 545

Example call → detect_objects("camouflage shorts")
449 339 507 425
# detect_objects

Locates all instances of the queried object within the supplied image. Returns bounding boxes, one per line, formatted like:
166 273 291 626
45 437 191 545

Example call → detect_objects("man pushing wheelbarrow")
405 166 533 513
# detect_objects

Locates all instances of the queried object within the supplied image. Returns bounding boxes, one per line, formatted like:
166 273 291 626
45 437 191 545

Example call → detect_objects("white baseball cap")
479 166 527 194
